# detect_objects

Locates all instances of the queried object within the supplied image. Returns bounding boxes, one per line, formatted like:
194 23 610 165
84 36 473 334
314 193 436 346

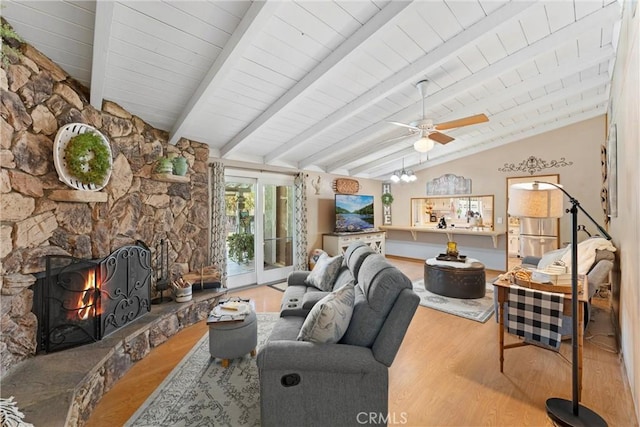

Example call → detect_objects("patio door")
225 171 294 289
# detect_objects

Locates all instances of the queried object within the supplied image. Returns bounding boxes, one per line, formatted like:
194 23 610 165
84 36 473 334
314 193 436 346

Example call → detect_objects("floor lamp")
508 181 610 427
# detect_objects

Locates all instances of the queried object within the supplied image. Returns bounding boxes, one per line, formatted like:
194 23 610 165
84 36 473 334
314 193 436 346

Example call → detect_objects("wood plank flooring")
86 257 637 427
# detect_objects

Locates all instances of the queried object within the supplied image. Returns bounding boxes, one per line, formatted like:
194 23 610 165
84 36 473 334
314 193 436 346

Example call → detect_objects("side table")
208 301 257 367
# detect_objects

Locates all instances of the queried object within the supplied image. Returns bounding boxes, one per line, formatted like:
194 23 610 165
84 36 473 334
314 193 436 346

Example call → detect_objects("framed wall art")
607 123 618 218
426 174 471 196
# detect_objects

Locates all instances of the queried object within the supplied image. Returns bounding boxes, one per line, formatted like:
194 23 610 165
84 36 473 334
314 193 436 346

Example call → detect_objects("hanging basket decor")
332 178 359 194
53 123 113 191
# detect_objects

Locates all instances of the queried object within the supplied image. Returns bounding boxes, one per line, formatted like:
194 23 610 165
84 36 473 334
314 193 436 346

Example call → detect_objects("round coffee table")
424 258 486 299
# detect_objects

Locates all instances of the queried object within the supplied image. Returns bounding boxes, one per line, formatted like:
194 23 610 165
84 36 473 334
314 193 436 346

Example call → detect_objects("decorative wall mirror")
411 195 494 229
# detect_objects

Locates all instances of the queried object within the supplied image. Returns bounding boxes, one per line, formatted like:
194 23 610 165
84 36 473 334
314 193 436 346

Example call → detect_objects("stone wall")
0 29 211 376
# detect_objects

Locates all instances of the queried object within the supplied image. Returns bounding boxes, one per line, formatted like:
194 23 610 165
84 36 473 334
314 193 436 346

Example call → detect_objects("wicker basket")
512 277 582 294
53 123 112 191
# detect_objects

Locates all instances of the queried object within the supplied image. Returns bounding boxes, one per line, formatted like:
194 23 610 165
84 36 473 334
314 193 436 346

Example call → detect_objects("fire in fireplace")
32 244 152 353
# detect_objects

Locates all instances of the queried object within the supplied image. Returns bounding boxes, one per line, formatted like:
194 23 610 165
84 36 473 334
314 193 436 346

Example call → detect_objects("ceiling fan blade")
434 113 489 131
388 121 420 130
428 131 455 144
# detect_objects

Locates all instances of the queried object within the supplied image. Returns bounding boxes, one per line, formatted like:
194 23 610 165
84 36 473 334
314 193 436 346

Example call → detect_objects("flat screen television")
334 194 375 232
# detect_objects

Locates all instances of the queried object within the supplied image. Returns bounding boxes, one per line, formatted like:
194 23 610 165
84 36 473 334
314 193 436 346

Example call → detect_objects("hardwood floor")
86 258 637 427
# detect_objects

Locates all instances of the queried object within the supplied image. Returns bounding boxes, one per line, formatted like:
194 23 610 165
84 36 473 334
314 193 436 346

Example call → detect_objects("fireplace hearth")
32 244 152 353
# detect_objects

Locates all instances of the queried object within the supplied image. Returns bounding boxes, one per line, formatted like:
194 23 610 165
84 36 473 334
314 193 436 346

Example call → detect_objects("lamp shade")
508 182 564 218
414 136 435 153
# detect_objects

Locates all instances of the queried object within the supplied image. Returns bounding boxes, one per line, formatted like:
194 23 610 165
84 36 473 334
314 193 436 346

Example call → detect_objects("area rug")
267 281 287 292
412 280 495 323
125 312 279 427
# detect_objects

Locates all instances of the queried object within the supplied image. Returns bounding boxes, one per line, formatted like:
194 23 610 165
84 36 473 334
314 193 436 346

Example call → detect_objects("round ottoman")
424 258 486 299
208 310 257 367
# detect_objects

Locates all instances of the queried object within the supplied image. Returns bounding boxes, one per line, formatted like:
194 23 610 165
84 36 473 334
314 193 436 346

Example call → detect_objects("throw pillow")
304 252 343 291
297 282 355 344
308 248 327 270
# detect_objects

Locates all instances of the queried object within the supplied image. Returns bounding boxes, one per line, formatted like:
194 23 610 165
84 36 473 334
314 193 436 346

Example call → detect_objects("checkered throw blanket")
507 285 564 351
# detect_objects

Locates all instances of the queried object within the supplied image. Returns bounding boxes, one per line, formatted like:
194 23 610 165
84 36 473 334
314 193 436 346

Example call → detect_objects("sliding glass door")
225 172 294 288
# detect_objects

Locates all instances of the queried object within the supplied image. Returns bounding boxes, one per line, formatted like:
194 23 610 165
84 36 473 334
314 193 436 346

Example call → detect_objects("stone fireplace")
1 20 211 376
32 244 152 354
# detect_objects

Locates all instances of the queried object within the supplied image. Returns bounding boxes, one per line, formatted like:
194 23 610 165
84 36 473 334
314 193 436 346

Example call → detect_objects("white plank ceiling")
2 0 622 179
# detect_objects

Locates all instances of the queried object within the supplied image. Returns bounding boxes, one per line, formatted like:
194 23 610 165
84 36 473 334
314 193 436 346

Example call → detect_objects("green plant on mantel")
1 18 24 66
227 233 254 263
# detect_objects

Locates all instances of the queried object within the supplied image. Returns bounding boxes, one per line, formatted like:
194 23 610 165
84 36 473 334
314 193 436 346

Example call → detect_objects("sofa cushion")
304 253 343 292
297 282 355 344
268 315 306 341
332 267 354 290
302 291 330 310
340 254 412 348
345 244 375 280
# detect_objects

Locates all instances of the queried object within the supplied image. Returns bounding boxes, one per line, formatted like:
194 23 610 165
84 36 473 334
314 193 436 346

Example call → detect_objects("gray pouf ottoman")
208 309 258 367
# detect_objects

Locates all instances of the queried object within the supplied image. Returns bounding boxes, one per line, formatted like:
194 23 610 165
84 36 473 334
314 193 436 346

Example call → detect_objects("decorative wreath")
381 192 394 205
64 132 111 185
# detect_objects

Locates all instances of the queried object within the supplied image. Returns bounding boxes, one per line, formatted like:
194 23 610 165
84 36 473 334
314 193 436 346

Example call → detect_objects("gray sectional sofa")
257 241 419 427
278 241 374 316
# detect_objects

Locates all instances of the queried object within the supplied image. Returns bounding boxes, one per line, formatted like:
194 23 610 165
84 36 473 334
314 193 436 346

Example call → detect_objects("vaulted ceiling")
2 0 622 180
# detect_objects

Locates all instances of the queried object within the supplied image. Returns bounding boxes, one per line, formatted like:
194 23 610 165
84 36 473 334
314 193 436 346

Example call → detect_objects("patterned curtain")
294 172 308 271
210 162 227 286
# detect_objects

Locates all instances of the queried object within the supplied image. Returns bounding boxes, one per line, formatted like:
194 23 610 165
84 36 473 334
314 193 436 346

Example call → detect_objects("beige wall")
305 172 382 250
389 116 606 249
608 1 640 420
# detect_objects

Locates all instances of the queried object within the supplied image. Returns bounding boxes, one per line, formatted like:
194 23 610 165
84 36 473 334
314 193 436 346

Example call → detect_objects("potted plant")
227 233 254 263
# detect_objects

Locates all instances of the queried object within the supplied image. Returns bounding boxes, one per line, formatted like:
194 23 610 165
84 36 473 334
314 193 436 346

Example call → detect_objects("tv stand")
323 230 385 256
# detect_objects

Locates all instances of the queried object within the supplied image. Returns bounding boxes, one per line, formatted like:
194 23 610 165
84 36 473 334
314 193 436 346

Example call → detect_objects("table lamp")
508 181 610 427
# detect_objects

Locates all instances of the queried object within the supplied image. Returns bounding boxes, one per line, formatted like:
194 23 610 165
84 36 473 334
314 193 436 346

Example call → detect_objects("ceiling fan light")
414 137 435 153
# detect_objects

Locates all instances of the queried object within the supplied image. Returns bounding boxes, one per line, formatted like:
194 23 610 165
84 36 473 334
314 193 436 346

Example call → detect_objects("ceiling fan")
389 80 489 152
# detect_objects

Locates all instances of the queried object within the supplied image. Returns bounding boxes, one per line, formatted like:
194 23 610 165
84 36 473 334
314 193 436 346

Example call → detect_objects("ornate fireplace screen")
33 244 151 353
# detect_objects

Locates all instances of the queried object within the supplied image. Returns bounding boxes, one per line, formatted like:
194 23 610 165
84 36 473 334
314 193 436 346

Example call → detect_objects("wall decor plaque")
497 155 573 175
426 174 471 196
606 123 617 218
382 182 392 225
333 178 359 194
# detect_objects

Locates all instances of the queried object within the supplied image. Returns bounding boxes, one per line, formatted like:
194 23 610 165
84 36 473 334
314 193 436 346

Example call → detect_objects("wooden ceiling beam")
312 4 619 172
264 0 536 163
90 1 115 110
323 47 614 172
219 1 413 158
413 103 607 173
351 91 609 177
168 1 281 145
